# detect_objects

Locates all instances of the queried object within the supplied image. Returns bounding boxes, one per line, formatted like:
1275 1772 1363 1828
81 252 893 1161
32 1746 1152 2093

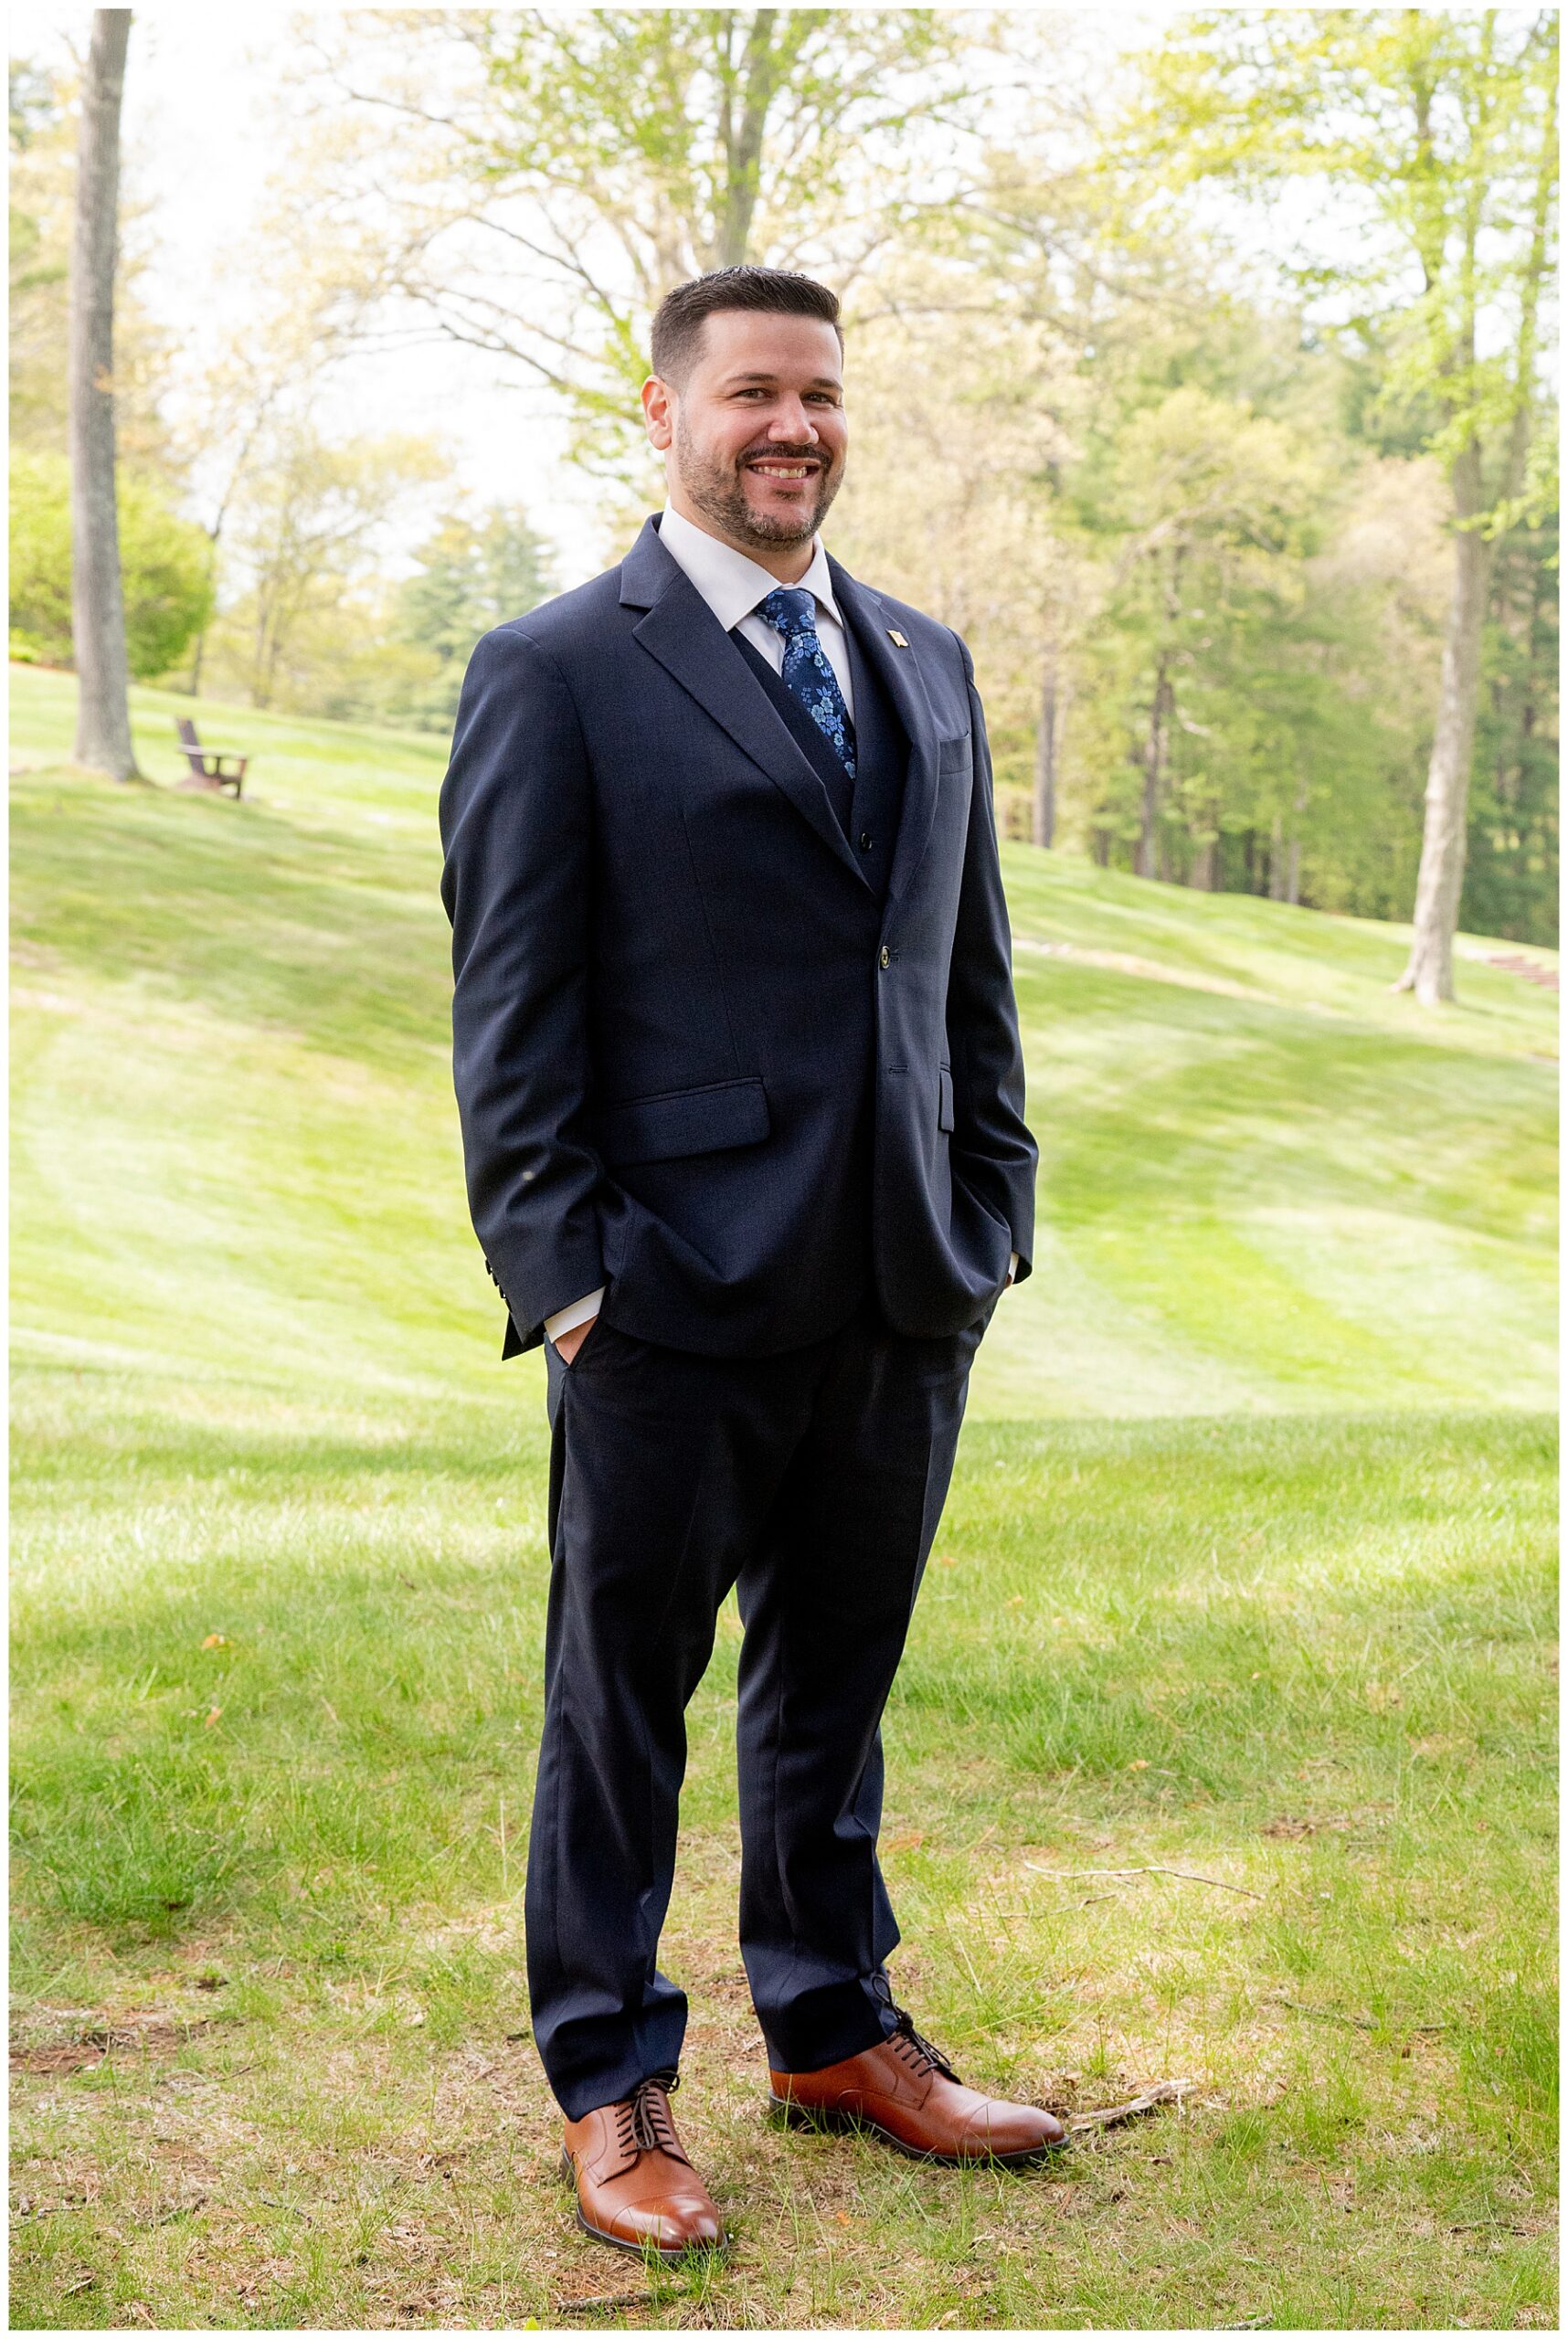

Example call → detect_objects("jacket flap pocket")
599 1075 769 1168
938 1065 956 1132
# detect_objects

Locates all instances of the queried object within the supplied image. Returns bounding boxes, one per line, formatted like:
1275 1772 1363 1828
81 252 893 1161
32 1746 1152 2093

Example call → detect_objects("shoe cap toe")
615 2194 723 2250
961 2101 1066 2155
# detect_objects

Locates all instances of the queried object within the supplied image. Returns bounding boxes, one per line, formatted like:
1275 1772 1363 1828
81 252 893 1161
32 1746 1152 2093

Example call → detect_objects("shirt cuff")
544 1286 606 1343
546 1264 1012 1340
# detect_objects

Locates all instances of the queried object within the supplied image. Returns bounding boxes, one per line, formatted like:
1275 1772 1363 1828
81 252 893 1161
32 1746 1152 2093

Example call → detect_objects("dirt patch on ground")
10 2012 212 2073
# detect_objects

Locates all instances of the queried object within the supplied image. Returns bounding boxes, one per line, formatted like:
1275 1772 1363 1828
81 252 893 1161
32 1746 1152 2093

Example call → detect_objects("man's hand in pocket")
554 1315 599 1367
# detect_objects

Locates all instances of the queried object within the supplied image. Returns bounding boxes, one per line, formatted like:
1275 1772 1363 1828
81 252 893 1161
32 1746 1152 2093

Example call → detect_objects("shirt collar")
658 502 842 633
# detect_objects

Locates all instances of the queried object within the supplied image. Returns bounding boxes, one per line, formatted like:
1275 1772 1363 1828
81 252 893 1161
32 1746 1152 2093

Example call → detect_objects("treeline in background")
9 10 1557 949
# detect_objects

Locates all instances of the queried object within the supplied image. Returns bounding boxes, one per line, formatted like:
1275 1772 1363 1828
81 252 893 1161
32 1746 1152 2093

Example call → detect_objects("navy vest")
729 595 908 903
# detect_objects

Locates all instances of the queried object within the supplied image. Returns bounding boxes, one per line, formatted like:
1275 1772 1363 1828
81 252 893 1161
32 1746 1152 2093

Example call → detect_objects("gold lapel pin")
887 628 909 649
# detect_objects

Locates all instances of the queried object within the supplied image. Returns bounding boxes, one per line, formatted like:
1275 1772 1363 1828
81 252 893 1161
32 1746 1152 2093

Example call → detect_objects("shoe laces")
613 2069 690 2164
873 1978 961 2083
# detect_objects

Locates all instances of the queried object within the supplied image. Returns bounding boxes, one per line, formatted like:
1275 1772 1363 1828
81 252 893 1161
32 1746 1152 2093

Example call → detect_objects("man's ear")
642 374 674 451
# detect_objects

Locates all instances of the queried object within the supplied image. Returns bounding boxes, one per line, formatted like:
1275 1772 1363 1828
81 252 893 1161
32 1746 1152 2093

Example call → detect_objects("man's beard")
673 415 842 548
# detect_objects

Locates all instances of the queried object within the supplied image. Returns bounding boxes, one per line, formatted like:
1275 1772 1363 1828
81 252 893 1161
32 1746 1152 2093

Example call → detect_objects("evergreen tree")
395 506 557 727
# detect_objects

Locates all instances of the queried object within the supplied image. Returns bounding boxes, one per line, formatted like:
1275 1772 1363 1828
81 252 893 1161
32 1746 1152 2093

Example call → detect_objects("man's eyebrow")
722 371 842 390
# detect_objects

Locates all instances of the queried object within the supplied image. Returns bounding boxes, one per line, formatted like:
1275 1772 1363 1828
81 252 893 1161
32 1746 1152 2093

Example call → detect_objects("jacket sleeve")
439 624 608 1353
945 630 1039 1283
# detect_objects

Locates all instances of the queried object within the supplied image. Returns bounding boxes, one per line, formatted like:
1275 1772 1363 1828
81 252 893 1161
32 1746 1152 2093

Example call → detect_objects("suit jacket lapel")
828 557 942 905
620 517 870 892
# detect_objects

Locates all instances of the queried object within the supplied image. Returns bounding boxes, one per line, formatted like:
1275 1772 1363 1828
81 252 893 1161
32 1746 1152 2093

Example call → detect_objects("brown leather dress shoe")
770 2002 1067 2165
560 2071 726 2260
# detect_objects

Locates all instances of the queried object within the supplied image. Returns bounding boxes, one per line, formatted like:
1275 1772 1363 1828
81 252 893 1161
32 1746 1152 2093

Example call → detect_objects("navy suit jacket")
439 513 1037 1359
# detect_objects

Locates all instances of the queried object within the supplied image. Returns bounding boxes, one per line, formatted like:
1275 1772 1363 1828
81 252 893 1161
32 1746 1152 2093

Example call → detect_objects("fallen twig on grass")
1067 2078 1194 2132
553 2291 655 2314
1272 1995 1446 2036
151 2196 207 2225
1025 1863 1266 1900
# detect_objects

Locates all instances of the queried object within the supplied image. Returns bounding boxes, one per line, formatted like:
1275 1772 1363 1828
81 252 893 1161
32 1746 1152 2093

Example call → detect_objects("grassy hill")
10 665 1556 1419
10 667 1556 2331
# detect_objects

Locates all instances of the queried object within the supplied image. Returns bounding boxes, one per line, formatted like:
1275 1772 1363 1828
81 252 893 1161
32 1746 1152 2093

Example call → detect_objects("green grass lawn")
10 666 1558 2329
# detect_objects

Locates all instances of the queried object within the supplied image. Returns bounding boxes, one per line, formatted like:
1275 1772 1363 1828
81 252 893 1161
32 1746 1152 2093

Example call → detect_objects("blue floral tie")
757 587 857 781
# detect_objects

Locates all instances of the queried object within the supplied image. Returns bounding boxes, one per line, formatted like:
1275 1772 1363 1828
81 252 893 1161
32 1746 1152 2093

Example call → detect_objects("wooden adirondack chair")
175 718 248 796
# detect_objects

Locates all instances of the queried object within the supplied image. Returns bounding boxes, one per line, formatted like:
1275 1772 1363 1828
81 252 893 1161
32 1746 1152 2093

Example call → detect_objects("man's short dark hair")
651 267 843 386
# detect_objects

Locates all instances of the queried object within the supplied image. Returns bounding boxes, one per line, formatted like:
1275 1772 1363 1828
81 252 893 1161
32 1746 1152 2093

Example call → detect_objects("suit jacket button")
879 945 891 968
859 831 873 852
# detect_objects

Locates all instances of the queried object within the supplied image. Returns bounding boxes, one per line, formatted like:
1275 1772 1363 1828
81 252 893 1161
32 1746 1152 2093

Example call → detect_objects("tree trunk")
1395 444 1490 1004
1033 638 1059 848
186 527 221 695
1268 812 1287 900
715 10 779 266
250 591 272 709
1286 775 1308 905
1136 655 1172 880
187 611 208 697
1191 835 1215 891
1393 53 1553 1000
69 10 139 781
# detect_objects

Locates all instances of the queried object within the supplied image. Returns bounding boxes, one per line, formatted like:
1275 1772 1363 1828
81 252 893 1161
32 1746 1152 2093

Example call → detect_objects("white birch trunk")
69 10 138 781
1395 447 1490 1005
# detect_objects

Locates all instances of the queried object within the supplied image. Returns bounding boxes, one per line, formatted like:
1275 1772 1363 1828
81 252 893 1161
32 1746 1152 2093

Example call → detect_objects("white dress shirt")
543 503 1012 1345
656 500 856 720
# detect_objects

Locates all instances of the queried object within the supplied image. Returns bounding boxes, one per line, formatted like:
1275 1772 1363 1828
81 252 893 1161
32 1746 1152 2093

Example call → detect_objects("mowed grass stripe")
9 665 1557 1420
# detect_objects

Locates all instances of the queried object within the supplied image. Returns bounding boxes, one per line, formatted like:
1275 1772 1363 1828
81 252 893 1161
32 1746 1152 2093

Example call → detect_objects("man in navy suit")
440 267 1062 2260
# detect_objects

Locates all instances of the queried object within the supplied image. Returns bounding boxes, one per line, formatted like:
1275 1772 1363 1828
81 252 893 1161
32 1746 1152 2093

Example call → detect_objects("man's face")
643 310 848 551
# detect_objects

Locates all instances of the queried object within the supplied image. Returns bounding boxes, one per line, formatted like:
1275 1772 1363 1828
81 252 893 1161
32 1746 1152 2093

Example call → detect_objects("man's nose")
767 402 820 444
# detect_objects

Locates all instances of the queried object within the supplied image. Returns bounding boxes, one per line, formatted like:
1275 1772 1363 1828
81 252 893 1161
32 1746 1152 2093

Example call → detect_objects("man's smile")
746 458 821 482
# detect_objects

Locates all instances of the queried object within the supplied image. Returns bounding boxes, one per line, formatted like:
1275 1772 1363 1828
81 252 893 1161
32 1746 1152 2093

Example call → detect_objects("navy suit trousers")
526 1294 991 2120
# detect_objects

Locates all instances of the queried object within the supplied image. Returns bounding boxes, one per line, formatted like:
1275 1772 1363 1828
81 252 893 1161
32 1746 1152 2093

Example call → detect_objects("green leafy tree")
285 9 985 482
825 249 1069 825
880 125 1358 852
1069 384 1331 882
215 425 448 710
1126 8 1558 1000
1465 503 1559 943
395 504 556 726
9 54 175 474
10 447 214 679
